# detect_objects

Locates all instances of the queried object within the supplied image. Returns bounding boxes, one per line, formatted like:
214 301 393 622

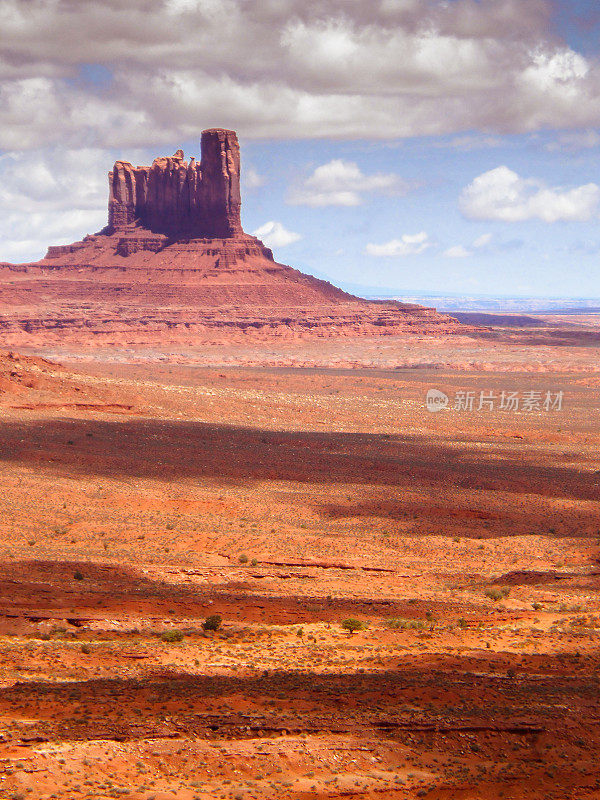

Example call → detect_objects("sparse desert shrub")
81 644 90 654
160 629 184 643
238 553 248 564
202 614 222 632
341 618 367 635
251 558 258 566
532 602 542 611
485 588 504 602
73 570 84 581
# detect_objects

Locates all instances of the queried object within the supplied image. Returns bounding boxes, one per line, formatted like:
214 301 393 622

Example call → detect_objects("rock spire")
107 128 243 239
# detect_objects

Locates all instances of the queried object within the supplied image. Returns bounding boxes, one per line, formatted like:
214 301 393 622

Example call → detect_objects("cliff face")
108 129 243 239
0 127 470 351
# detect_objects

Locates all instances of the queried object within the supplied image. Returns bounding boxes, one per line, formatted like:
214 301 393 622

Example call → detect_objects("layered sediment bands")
0 234 460 348
0 127 469 350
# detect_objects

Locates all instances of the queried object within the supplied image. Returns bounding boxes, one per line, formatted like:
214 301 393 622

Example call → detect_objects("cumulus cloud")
0 147 114 261
288 160 406 206
253 220 301 248
459 166 600 222
365 232 431 257
0 0 599 148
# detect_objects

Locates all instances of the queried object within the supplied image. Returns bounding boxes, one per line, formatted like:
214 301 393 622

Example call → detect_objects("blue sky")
2 0 600 299
238 132 600 298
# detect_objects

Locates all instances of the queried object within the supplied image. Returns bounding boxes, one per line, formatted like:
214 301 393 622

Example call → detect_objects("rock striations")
0 128 467 352
108 129 243 239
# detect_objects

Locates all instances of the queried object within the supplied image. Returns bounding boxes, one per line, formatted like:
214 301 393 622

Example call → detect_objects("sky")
2 0 600 299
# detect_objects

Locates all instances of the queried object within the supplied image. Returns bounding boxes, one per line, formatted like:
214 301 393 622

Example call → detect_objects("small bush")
161 629 184 643
238 554 248 564
202 614 222 632
485 587 503 602
250 558 258 566
73 570 84 581
81 644 90 654
532 602 542 611
341 618 367 635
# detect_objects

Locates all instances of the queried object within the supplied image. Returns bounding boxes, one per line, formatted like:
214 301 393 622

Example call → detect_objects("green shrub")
73 570 84 581
341 618 366 635
250 558 258 566
238 554 248 564
485 587 503 602
202 614 222 632
161 629 184 643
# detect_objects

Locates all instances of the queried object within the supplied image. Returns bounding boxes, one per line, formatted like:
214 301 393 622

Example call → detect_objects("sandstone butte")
0 129 466 349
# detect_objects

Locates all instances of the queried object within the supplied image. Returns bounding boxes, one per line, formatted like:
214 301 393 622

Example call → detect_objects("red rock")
0 128 471 350
108 129 242 239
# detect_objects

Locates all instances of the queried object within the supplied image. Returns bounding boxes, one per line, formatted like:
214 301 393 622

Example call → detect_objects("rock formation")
108 129 242 239
0 128 469 352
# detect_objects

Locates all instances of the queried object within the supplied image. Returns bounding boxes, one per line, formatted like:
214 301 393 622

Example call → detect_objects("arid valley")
0 312 598 800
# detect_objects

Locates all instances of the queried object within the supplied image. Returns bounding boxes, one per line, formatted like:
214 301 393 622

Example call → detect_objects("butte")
0 129 466 350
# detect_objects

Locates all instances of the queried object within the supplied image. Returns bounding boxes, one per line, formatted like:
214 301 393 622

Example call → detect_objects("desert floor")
0 322 599 799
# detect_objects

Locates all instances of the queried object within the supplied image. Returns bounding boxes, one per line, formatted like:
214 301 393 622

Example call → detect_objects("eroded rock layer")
0 128 468 350
108 129 242 239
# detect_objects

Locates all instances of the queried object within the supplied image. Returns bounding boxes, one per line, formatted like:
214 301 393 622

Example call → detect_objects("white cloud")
243 166 265 189
288 159 406 206
546 129 600 151
439 135 503 150
0 147 114 262
366 231 431 257
459 166 600 222
253 220 301 248
0 1 599 148
473 233 493 248
444 245 471 258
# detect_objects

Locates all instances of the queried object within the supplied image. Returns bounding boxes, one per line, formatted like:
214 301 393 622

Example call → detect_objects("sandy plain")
0 317 599 800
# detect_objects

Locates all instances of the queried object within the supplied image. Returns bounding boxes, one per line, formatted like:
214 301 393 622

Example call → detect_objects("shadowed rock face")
108 129 243 239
